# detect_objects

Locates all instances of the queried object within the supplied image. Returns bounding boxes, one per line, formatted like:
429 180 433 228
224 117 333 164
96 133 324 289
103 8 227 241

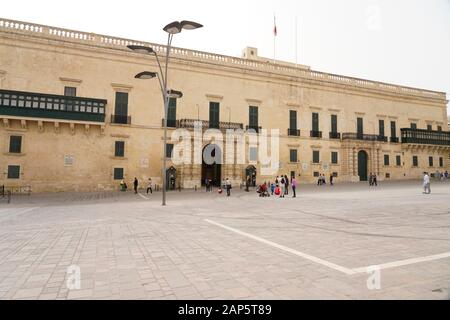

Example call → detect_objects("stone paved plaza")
0 180 449 300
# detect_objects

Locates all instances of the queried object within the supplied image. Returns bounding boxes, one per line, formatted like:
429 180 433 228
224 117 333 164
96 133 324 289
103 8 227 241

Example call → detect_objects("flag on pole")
273 15 277 36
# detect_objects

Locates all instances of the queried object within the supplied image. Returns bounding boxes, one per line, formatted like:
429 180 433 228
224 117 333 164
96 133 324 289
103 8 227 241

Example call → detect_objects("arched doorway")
245 166 257 187
358 150 368 182
166 166 177 190
201 144 222 187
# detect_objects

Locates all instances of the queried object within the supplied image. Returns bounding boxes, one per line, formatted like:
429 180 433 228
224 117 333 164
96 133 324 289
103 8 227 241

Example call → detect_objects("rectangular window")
64 86 77 97
439 157 444 167
166 144 174 158
114 168 124 180
289 110 297 130
7 165 20 179
429 156 434 167
313 172 320 177
312 113 319 132
412 156 418 167
114 92 129 116
290 149 298 163
396 155 401 167
411 123 417 130
9 136 22 153
384 155 390 166
331 152 338 165
357 117 364 136
390 121 397 138
427 124 432 131
378 120 385 137
249 147 258 162
331 115 338 133
249 106 259 129
209 102 220 129
313 151 320 163
115 141 125 157
333 172 338 178
167 98 177 128
437 126 442 132
290 171 296 179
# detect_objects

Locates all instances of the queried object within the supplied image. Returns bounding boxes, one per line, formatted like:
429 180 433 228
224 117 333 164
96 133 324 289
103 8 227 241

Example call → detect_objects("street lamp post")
128 20 202 206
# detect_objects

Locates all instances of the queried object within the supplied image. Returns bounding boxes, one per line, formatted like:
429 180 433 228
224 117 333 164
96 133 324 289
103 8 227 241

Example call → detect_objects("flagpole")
273 14 276 64
295 16 298 67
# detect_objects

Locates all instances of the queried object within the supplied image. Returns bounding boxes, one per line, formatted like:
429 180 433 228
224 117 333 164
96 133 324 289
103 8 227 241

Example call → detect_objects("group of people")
120 178 153 194
260 175 298 198
369 173 378 186
317 174 334 186
434 170 449 181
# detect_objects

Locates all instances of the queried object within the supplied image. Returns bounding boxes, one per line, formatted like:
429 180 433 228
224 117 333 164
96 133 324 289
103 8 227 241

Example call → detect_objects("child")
270 182 275 195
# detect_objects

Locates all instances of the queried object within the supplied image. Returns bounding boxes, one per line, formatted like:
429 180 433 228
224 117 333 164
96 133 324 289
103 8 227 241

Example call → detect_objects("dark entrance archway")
201 144 222 187
245 166 257 187
358 150 368 182
166 166 177 190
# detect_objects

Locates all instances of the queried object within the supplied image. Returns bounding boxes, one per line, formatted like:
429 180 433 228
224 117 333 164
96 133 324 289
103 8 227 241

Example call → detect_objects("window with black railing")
111 114 131 125
288 128 300 136
0 89 106 122
288 110 299 136
310 130 323 138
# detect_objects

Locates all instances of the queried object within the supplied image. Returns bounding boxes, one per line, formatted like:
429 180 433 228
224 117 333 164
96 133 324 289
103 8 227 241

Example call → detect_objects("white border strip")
352 252 450 273
205 219 356 275
206 219 450 275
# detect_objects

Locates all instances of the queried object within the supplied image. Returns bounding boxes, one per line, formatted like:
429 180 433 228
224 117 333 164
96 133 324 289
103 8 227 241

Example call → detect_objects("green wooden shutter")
249 106 259 128
115 141 125 157
331 115 337 133
379 120 385 137
290 110 297 130
391 121 397 138
115 92 128 116
167 98 177 127
209 102 220 128
357 118 364 136
9 136 22 153
312 113 319 132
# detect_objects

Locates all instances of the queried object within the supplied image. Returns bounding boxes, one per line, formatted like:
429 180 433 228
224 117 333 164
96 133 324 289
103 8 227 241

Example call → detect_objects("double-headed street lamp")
128 20 202 206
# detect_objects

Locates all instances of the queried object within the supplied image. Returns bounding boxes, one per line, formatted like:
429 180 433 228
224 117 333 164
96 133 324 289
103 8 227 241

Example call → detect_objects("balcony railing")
390 137 400 143
310 130 323 138
288 128 301 136
401 128 450 146
111 115 131 125
246 125 262 133
161 119 178 128
342 133 389 142
329 132 341 139
178 119 243 130
0 89 106 122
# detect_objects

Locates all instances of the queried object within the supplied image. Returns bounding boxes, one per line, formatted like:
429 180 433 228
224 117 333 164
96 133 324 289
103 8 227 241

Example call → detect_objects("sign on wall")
64 155 74 167
140 158 149 168
302 163 309 171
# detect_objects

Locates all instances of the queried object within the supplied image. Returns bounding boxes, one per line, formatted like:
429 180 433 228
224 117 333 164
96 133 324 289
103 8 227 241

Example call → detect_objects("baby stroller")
257 184 270 197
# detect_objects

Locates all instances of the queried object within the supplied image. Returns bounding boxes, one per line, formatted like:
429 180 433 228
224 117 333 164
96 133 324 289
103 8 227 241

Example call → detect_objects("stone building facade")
0 18 449 192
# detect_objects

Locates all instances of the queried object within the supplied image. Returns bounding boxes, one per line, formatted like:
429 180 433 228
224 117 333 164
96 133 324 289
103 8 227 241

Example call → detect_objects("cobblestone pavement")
0 181 449 300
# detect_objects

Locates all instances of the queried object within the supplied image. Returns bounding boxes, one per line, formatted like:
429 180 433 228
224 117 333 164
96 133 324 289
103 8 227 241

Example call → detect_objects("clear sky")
2 0 449 112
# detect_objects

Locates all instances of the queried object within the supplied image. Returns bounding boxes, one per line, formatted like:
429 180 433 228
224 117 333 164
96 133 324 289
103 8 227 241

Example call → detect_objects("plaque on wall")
302 163 308 171
64 155 74 167
140 158 149 168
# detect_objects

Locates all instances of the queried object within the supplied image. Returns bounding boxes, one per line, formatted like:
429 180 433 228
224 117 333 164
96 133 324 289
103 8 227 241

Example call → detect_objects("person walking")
423 172 431 194
270 182 275 195
146 178 153 194
279 176 286 198
373 173 378 187
330 174 334 186
369 173 373 186
245 176 250 192
226 178 232 197
284 175 289 195
133 178 139 194
291 176 297 198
